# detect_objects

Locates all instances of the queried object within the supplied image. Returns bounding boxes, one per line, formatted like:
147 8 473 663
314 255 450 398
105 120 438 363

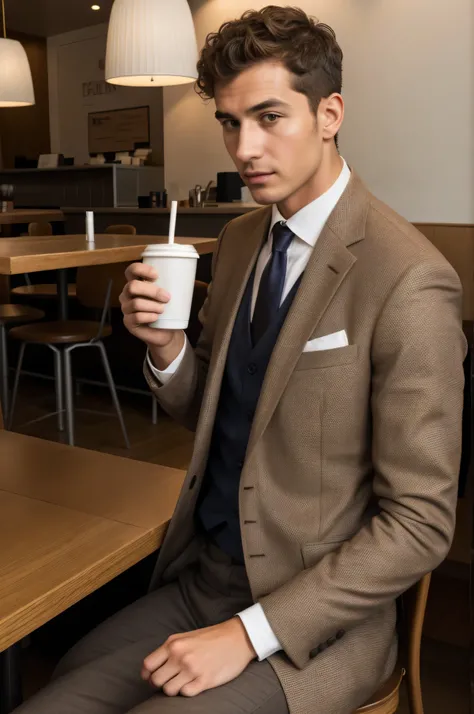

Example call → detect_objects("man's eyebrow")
215 99 289 121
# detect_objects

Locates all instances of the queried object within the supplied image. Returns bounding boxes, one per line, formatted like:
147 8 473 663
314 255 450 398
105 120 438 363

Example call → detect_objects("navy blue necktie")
251 221 295 344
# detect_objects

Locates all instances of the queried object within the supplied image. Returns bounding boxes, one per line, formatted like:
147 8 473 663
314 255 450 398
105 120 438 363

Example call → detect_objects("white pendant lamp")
105 0 198 87
0 0 35 107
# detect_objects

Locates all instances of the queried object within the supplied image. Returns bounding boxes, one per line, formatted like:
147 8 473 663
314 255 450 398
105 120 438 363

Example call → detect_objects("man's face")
214 60 328 207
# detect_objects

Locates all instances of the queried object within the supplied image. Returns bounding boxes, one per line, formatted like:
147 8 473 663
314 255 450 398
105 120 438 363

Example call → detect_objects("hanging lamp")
0 0 35 107
105 0 198 87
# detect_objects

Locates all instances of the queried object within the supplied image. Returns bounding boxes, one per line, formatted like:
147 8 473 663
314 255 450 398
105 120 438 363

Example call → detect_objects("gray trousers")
14 537 289 714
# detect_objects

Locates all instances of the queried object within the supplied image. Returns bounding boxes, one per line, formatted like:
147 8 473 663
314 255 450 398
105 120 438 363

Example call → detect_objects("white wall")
164 0 473 223
47 24 164 167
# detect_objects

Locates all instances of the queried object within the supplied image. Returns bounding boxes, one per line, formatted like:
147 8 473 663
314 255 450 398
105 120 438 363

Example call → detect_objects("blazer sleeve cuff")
146 336 189 385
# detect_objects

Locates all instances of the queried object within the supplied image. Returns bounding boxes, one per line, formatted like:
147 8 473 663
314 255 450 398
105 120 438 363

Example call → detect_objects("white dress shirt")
147 158 351 660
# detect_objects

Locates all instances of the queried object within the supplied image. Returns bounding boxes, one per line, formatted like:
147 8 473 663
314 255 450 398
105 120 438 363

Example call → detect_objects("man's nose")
235 123 264 163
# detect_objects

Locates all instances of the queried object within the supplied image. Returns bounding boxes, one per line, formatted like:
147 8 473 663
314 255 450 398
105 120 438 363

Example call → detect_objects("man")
16 6 465 714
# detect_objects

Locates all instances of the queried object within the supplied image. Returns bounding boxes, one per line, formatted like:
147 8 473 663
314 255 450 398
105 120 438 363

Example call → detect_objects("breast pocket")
294 344 359 371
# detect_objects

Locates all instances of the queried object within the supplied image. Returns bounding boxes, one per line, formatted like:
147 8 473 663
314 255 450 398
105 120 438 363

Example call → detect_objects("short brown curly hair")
196 5 343 119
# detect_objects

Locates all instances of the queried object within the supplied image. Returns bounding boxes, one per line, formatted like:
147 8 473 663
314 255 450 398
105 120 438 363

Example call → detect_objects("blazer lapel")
247 172 369 456
194 206 272 453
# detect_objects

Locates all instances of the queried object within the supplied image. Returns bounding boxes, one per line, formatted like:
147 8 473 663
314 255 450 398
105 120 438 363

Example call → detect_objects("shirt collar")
269 158 351 247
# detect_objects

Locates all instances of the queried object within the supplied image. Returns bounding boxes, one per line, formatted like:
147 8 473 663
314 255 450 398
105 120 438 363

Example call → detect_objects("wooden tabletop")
0 431 185 652
0 209 64 225
0 234 217 275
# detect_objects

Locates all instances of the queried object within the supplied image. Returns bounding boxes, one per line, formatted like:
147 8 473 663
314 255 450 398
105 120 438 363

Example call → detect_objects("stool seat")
0 305 45 324
11 284 77 299
9 320 112 345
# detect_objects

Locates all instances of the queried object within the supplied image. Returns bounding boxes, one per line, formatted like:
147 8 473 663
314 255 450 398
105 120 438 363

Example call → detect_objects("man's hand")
119 262 185 369
142 617 257 698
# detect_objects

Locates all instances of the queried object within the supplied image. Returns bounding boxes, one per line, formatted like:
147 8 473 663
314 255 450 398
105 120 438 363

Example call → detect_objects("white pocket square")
303 330 349 352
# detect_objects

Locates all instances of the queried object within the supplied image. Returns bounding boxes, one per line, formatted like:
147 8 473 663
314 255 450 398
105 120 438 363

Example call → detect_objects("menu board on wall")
88 105 150 154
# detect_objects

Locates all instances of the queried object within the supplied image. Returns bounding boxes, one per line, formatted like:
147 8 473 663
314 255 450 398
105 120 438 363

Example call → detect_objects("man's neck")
277 151 344 220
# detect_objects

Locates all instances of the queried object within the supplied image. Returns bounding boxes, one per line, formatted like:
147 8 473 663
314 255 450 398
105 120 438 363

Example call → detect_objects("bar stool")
8 263 130 448
0 304 45 422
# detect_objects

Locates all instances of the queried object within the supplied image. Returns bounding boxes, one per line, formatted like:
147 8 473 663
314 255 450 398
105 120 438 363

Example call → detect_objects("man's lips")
244 172 275 184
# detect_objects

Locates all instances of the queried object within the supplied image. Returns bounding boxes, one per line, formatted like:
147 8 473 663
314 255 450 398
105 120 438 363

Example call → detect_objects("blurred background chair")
104 224 136 235
0 304 44 424
8 263 130 448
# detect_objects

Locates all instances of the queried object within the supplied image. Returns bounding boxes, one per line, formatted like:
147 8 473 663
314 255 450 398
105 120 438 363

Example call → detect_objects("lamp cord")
1 0 6 39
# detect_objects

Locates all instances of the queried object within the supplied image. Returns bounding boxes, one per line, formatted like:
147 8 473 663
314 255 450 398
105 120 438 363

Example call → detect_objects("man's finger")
180 677 205 697
121 298 165 316
149 661 181 689
125 262 157 282
126 280 169 302
162 671 195 697
143 644 169 675
124 312 161 328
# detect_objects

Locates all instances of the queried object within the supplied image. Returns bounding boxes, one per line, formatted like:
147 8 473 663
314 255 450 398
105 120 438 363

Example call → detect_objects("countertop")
0 165 163 174
61 203 261 215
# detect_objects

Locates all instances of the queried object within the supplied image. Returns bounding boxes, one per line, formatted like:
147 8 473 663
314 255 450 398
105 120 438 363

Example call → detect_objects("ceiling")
4 0 115 37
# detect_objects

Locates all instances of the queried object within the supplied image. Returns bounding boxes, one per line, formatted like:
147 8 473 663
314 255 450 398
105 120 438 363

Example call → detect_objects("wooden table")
0 234 217 317
0 430 185 712
0 210 64 236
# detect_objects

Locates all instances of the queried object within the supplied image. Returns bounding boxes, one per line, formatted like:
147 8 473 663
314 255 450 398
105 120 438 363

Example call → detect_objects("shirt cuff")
146 334 188 385
237 603 282 661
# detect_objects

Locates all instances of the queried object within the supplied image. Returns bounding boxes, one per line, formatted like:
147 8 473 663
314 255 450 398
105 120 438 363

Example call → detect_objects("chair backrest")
28 221 53 237
75 262 129 310
401 573 431 714
105 224 136 235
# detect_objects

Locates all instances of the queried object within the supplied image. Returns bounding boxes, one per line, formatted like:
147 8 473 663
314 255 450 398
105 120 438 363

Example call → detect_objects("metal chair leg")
0 644 22 714
53 348 65 432
0 323 9 424
63 348 75 446
96 341 130 449
7 343 26 430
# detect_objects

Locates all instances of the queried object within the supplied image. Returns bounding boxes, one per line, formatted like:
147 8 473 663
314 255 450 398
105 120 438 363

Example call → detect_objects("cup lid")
142 243 199 259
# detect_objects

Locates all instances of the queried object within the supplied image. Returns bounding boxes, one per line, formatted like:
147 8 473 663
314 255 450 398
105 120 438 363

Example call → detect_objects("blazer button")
247 362 258 375
318 642 328 652
336 629 345 640
327 636 337 647
189 475 197 490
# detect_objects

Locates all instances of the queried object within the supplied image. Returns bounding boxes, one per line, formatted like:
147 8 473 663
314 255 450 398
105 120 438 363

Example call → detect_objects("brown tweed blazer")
145 171 466 714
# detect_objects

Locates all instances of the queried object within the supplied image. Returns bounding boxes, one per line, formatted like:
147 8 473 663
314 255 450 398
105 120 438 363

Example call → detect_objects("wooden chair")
28 221 53 237
11 221 78 300
0 304 44 423
354 574 431 714
105 224 137 235
8 263 130 449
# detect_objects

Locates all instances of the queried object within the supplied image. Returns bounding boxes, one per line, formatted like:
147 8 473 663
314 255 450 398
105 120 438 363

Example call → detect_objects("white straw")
86 211 95 242
168 200 178 245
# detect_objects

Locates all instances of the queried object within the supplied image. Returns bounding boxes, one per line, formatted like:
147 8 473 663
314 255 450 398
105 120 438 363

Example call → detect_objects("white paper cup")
142 243 199 329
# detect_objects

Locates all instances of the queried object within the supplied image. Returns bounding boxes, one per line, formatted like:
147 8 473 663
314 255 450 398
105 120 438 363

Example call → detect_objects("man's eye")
262 113 280 123
222 120 239 129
